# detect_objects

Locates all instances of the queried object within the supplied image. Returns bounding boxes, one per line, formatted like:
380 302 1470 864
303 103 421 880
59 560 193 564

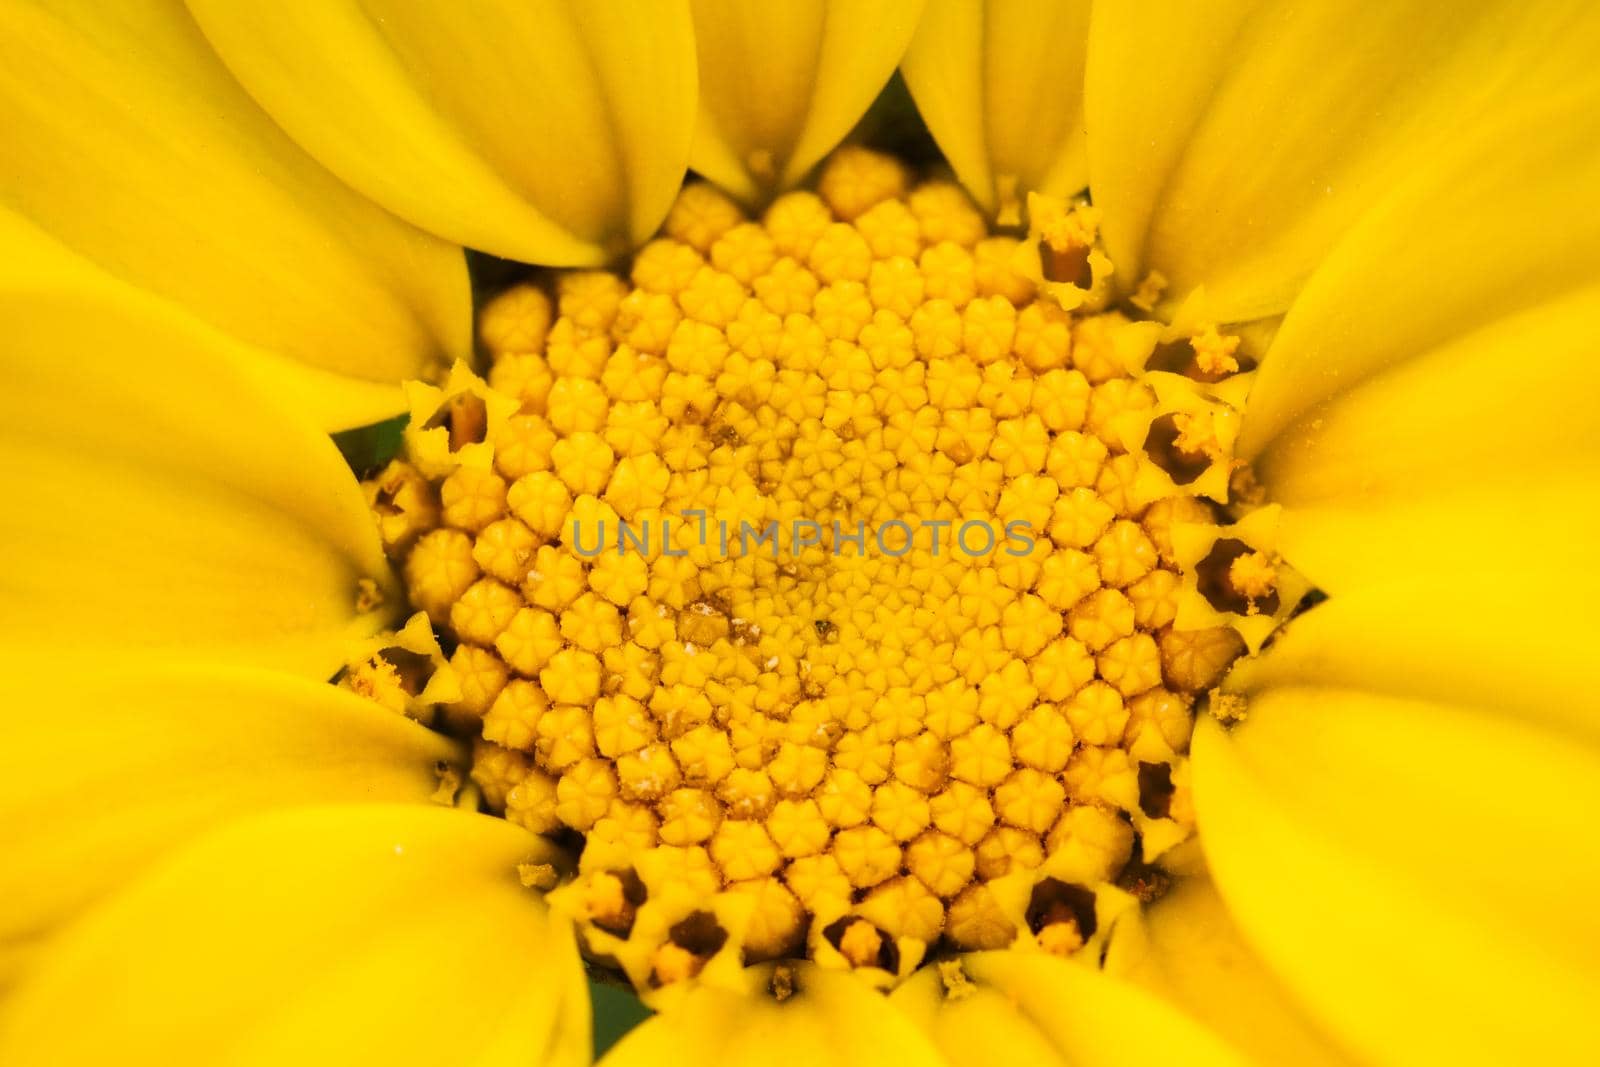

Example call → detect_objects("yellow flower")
2 1 1598 1065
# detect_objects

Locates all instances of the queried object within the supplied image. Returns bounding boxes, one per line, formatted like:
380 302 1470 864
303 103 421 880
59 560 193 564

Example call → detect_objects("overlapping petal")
891 950 1246 1066
0 288 393 676
1218 90 1600 596
0 0 470 422
1106 876 1355 1067
0 205 408 429
1238 88 1600 458
1227 573 1600 745
688 0 926 203
901 0 1091 218
1193 696 1600 1065
186 0 698 266
0 805 583 1066
601 963 943 1066
1254 284 1599 593
1086 0 1600 320
0 661 459 985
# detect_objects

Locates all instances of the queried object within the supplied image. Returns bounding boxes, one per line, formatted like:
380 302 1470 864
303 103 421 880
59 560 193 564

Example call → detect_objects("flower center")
346 147 1300 992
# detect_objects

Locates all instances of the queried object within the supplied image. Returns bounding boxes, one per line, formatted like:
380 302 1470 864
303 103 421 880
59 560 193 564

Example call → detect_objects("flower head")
3 2 1599 1065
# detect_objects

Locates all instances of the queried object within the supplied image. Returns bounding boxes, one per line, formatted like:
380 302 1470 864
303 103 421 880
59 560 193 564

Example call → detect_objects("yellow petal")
1226 574 1600 744
1225 91 1600 592
1193 697 1600 1065
1106 876 1356 1067
186 0 697 265
1083 0 1257 291
1251 282 1600 593
0 661 459 977
689 0 926 203
0 289 393 676
1086 1 1600 320
0 0 469 399
1239 89 1600 459
0 204 406 430
891 951 1246 1066
1231 95 1600 597
602 963 944 1066
0 805 584 1066
901 0 1091 217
